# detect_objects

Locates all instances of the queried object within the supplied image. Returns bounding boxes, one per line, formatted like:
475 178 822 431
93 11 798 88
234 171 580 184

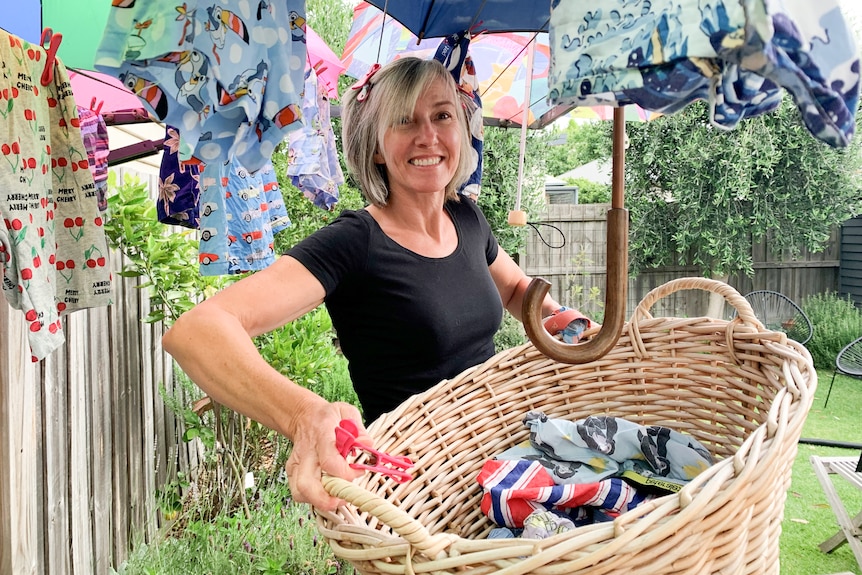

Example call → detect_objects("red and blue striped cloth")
478 459 651 528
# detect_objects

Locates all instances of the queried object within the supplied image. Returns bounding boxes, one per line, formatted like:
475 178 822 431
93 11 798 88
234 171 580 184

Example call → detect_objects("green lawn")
780 371 862 575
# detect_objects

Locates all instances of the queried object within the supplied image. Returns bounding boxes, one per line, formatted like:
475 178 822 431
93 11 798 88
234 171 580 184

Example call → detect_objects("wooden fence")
521 203 841 320
0 169 200 574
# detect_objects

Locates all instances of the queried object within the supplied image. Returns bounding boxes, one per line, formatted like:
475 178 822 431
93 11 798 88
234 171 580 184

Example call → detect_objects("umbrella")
342 2 570 129
307 26 346 100
363 0 629 365
363 0 551 38
567 105 662 123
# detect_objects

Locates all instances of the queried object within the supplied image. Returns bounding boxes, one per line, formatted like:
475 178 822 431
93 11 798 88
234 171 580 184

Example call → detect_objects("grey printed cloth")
496 411 713 489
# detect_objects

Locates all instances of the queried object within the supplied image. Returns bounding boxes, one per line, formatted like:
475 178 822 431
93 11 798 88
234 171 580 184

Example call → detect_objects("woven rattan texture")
315 278 816 575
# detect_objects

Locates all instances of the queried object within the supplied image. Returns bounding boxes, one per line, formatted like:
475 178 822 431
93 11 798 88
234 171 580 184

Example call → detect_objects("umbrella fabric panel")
364 0 551 37
306 26 346 99
0 0 112 70
342 3 570 128
341 1 438 79
94 0 308 173
548 0 860 147
68 70 144 113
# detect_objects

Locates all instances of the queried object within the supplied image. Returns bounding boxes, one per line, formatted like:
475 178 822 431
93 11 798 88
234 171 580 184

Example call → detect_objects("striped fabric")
478 459 651 528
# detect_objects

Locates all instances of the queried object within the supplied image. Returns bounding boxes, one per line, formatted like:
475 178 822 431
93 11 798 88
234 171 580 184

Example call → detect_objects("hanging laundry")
94 0 308 172
0 30 113 361
548 0 859 147
157 126 201 229
198 157 289 276
433 31 484 200
286 66 344 211
76 106 110 211
259 164 291 234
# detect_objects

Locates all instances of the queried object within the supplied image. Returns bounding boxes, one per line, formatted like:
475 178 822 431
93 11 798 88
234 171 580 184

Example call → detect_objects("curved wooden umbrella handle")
522 207 628 363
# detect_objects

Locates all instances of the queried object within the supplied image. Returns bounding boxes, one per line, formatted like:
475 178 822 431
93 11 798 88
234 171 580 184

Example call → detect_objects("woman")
162 57 588 511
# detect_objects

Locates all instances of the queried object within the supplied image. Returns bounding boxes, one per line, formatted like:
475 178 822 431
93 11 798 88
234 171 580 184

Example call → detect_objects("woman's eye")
397 116 412 125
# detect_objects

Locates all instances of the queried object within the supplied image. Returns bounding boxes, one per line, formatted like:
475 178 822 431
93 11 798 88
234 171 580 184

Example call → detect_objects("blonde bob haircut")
341 57 477 207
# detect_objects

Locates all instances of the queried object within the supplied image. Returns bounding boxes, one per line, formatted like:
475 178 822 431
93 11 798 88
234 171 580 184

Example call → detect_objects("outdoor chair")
741 290 813 345
823 335 862 408
809 451 862 572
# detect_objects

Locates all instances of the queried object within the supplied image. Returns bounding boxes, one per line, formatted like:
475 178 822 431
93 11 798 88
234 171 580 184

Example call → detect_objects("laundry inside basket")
477 411 715 531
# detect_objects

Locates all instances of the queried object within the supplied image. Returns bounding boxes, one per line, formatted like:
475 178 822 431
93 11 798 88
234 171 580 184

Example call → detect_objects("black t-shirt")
287 199 503 422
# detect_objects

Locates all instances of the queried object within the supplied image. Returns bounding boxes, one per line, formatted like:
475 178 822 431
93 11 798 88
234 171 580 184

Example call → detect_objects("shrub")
802 292 862 369
563 177 611 204
494 311 527 352
104 171 357 528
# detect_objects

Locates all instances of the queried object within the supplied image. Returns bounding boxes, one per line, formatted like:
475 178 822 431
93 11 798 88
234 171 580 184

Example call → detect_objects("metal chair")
824 335 862 407
742 290 813 345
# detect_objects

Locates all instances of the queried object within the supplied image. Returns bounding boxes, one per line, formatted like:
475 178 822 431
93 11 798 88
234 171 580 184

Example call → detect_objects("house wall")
839 215 862 308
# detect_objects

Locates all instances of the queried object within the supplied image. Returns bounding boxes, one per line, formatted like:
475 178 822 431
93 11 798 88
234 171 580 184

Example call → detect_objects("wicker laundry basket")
314 278 816 575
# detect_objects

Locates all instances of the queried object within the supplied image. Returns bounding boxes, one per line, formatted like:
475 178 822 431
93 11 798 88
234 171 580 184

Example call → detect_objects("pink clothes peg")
90 97 104 115
40 27 63 86
334 419 413 483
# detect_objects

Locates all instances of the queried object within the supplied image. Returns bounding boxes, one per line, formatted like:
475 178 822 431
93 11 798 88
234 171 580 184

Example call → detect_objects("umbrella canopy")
307 26 346 100
343 2 570 128
567 105 662 123
363 0 551 38
4 0 111 70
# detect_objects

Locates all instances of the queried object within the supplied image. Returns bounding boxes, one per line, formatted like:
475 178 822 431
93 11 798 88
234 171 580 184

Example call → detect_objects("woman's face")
373 77 462 199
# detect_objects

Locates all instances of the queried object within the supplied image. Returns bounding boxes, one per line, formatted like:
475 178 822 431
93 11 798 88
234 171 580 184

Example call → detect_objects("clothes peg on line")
40 27 63 87
90 97 104 115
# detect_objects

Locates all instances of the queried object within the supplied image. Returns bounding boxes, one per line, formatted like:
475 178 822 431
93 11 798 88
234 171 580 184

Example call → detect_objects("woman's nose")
414 119 437 144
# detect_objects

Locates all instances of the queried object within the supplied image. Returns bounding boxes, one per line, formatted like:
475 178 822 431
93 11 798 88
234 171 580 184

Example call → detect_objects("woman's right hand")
284 398 370 512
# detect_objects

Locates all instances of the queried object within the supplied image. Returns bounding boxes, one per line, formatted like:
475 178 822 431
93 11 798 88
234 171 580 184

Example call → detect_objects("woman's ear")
373 149 385 164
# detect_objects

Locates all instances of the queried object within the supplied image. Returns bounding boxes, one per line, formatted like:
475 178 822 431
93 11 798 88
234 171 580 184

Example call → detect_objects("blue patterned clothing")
287 67 343 210
548 0 859 147
496 412 713 488
95 0 308 172
198 158 288 276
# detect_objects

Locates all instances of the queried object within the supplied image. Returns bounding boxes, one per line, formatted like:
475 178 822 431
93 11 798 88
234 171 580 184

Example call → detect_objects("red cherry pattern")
2 38 115 361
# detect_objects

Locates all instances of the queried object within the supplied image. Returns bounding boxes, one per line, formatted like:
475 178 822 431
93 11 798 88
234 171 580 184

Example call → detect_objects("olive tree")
624 97 862 280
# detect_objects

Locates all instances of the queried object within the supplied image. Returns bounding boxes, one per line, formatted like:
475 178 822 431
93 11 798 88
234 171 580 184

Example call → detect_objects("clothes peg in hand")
334 419 413 483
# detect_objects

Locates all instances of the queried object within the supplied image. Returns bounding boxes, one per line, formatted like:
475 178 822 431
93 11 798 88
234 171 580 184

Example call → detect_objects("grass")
780 370 862 575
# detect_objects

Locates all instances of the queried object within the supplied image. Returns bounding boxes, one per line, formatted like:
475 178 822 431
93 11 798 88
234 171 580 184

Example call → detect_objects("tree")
478 126 547 256
545 120 612 177
624 96 862 279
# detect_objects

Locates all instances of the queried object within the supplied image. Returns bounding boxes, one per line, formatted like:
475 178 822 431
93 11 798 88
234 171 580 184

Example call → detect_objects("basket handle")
629 277 763 358
633 277 758 323
321 475 458 558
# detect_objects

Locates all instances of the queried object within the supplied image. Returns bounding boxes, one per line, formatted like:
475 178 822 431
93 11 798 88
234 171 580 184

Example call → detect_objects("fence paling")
0 168 196 575
522 203 840 318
